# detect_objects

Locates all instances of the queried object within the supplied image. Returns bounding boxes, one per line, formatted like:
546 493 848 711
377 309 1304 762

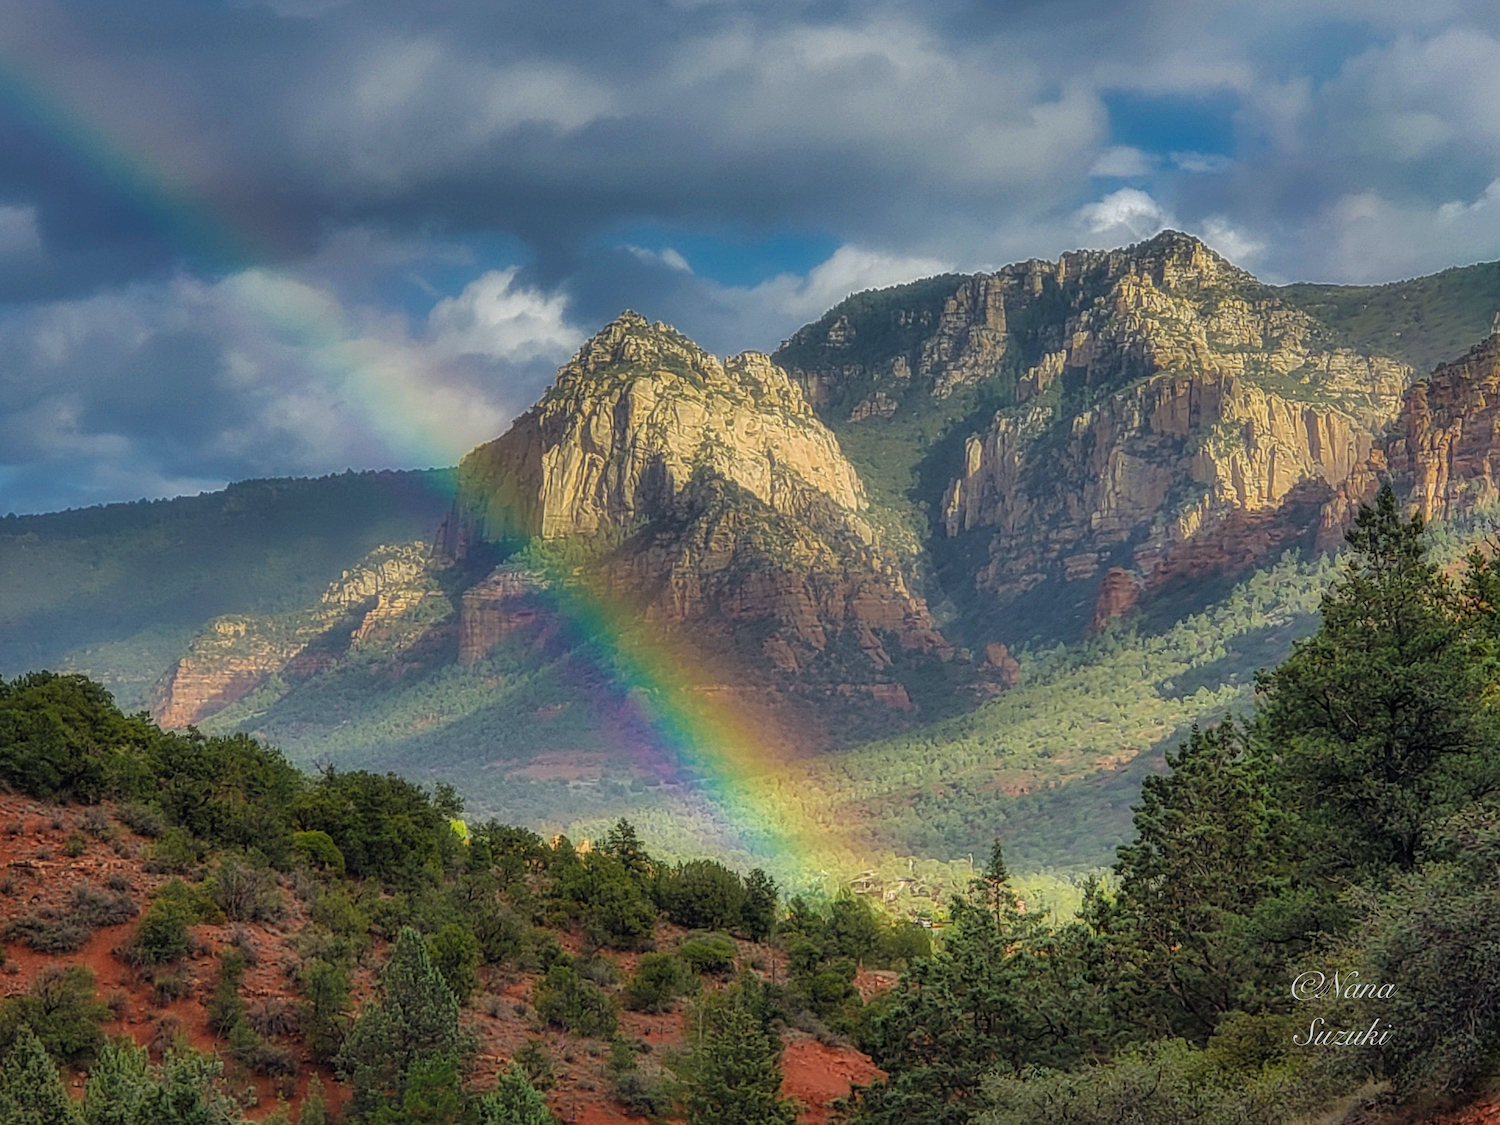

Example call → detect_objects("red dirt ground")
0 794 887 1124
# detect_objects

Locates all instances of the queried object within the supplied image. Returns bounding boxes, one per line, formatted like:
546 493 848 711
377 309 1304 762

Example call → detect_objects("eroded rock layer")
151 543 453 728
777 231 1412 606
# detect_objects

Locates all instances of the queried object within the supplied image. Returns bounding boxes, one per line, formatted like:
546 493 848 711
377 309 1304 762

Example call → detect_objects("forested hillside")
0 470 455 711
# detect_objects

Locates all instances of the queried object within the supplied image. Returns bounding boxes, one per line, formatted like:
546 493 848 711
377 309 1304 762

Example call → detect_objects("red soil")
0 794 887 1125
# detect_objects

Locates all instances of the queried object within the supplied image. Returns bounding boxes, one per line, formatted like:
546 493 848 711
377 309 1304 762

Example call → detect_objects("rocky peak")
447 314 867 547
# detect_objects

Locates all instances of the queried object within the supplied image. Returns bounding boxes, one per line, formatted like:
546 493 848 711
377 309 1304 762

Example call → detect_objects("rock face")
458 567 557 666
151 543 453 728
1384 334 1500 524
776 232 1412 608
441 313 953 704
446 313 866 546
1089 568 1140 633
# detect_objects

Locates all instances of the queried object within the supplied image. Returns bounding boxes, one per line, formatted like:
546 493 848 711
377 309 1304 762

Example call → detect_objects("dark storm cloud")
4 0 1500 511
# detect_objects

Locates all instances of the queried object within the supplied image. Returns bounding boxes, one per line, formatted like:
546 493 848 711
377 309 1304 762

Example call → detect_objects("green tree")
0 1024 80 1125
82 1039 152 1125
1257 484 1500 876
683 993 797 1125
1109 721 1288 1043
741 868 779 942
335 926 474 1117
657 859 746 932
598 818 653 881
371 1054 464 1125
0 965 111 1068
426 923 480 1003
473 1062 556 1125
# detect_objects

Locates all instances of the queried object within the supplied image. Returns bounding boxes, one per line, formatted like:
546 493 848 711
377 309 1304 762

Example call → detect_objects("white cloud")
1171 151 1234 174
1076 189 1174 243
747 245 953 322
1090 146 1153 177
625 245 694 273
425 268 583 363
1194 217 1265 267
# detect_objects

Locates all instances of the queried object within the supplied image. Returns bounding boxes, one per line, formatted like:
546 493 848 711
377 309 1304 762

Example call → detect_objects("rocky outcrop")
458 567 557 665
777 232 1413 607
1089 568 1140 633
445 312 866 548
442 315 955 699
1383 335 1500 524
151 543 453 728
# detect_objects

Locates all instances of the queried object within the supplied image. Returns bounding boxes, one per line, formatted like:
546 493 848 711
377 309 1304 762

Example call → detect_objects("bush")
246 998 299 1039
0 965 110 1066
116 803 165 838
292 830 345 874
125 879 218 967
977 1039 1334 1125
427 922 481 1003
657 860 746 932
624 953 696 1013
1 913 91 953
210 856 284 923
533 964 618 1038
677 936 737 978
229 1022 299 1077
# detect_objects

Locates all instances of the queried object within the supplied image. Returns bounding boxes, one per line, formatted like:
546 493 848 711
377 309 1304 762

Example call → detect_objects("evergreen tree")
335 926 474 1118
684 996 797 1125
473 1062 557 1125
0 1024 80 1125
1110 721 1284 1042
82 1039 151 1125
1257 484 1500 875
741 868 779 942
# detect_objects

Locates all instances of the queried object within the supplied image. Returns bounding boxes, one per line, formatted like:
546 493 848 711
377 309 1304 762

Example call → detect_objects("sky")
2 0 1500 514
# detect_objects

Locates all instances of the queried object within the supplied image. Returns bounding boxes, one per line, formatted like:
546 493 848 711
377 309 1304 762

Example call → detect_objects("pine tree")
0 1024 81 1125
684 995 797 1125
473 1062 557 1125
335 926 474 1117
1257 483 1500 875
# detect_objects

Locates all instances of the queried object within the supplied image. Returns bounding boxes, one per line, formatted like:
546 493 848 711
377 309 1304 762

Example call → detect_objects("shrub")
657 859 746 932
513 1037 556 1090
246 998 299 1039
426 922 481 1003
229 1022 299 1077
210 856 283 923
624 953 696 1013
0 965 110 1066
116 803 165 838
150 969 193 1007
677 936 737 978
1 913 91 953
70 883 139 927
292 830 345 874
125 880 216 967
533 964 618 1038
143 827 204 874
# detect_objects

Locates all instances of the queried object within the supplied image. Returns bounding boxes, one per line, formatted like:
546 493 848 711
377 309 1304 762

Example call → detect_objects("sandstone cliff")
776 232 1413 619
443 313 953 700
1383 334 1500 524
151 542 454 728
446 312 866 547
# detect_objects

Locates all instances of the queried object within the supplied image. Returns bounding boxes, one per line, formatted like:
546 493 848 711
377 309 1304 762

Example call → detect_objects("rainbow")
1 53 850 880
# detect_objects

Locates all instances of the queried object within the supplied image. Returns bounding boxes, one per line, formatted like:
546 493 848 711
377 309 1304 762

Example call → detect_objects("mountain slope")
773 231 1422 643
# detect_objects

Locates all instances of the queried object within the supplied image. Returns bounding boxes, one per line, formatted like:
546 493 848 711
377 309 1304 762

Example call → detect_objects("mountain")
773 231 1415 642
7 232 1500 880
0 471 454 712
